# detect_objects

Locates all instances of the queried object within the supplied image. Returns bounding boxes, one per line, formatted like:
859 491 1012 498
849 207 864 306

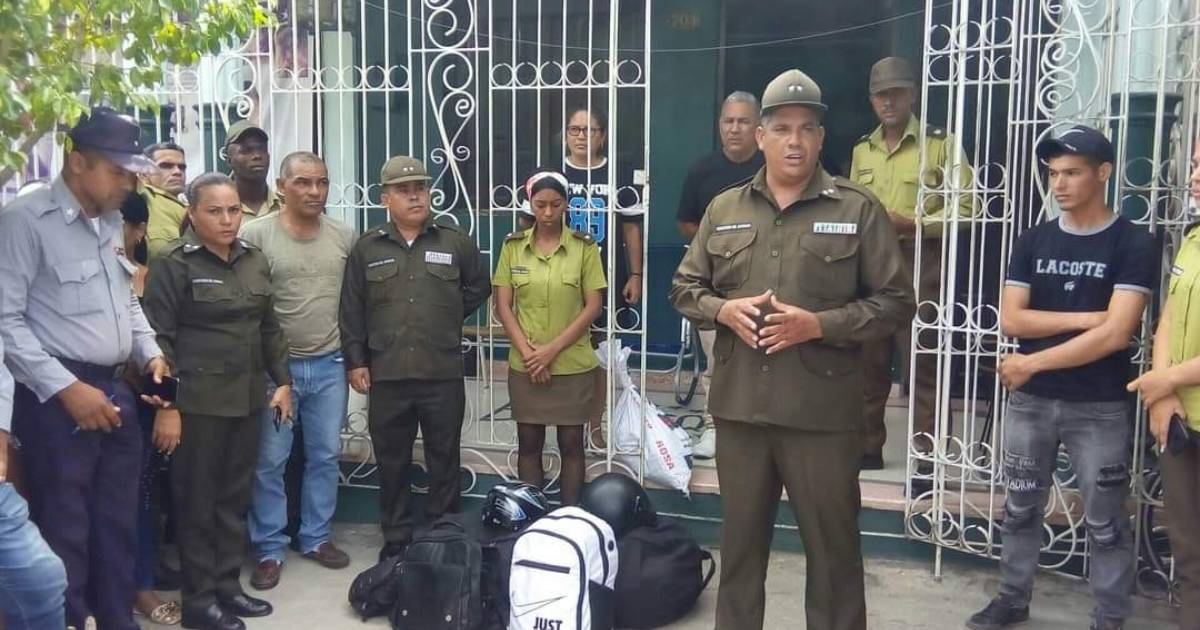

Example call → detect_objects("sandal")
134 600 182 625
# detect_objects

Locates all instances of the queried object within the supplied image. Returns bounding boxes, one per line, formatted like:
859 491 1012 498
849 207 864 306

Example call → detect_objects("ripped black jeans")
997 391 1134 624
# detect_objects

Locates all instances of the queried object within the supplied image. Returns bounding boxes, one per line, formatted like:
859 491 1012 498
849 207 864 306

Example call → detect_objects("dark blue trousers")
13 373 141 630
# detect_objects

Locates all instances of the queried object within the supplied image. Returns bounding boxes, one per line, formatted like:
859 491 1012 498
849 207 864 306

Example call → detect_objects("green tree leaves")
0 0 274 183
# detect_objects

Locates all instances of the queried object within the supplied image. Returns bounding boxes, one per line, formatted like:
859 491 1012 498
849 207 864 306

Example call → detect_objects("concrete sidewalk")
142 522 1178 629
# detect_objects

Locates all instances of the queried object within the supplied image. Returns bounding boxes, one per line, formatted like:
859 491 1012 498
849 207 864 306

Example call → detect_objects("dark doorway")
721 0 922 176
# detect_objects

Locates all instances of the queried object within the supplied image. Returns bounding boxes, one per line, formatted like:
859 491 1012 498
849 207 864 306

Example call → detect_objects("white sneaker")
692 428 716 459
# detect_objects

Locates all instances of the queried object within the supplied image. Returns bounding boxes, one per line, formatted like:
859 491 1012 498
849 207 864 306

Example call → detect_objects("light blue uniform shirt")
0 177 162 402
0 336 12 433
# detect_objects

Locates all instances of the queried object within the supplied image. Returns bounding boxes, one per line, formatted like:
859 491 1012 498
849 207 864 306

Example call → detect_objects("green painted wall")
644 0 724 353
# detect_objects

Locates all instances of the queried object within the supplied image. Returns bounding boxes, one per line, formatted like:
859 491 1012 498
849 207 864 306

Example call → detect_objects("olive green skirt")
507 368 596 426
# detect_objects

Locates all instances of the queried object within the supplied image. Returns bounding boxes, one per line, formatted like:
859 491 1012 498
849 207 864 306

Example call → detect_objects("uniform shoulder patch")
925 125 946 138
179 242 202 255
855 133 872 145
238 238 260 251
504 230 527 242
569 228 593 242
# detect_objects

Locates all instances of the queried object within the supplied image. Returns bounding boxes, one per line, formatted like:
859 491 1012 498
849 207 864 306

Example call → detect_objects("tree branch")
0 127 53 189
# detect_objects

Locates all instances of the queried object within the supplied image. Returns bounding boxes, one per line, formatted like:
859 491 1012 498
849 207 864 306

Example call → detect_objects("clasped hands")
716 290 822 354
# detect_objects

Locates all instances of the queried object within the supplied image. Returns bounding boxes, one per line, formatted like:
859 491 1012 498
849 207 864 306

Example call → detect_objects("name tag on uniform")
192 278 224 285
367 258 396 269
813 222 857 235
1172 264 1185 276
511 266 530 275
714 223 752 233
425 251 454 266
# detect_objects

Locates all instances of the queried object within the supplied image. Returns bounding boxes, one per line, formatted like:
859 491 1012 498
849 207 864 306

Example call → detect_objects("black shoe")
965 597 1029 630
907 476 934 497
861 454 885 470
217 593 273 618
379 541 408 562
906 460 935 497
181 603 245 630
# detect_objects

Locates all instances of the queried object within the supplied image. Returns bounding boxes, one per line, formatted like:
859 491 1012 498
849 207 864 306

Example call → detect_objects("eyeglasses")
566 125 600 137
156 161 187 172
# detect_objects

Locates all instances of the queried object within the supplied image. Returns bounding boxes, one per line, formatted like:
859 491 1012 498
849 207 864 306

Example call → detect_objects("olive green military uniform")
143 232 291 613
1161 224 1200 625
494 226 608 423
671 69 916 630
338 158 491 545
239 183 281 220
141 183 188 260
850 57 975 459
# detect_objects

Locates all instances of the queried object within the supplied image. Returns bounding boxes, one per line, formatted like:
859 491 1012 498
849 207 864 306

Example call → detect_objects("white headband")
524 171 569 200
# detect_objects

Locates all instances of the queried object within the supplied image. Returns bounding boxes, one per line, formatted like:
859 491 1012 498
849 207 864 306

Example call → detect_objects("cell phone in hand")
273 406 283 432
143 375 179 402
1168 413 1193 456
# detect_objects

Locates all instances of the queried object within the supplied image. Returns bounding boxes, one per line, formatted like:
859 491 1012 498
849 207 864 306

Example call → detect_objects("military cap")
225 120 268 146
869 57 917 94
67 106 158 175
760 69 827 113
380 156 432 185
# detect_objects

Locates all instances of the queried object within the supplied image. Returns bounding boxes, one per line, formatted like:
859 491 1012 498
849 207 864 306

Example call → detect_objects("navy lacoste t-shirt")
1004 215 1156 401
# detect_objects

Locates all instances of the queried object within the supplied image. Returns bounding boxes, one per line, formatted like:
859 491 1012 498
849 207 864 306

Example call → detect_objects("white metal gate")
129 1 654 497
908 0 1199 604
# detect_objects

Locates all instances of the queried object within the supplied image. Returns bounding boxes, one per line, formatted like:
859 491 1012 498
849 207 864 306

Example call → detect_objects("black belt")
55 357 127 380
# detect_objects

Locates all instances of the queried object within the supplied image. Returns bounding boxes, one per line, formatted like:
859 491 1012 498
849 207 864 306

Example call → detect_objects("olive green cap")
760 69 827 114
869 57 916 94
225 120 268 146
380 155 431 185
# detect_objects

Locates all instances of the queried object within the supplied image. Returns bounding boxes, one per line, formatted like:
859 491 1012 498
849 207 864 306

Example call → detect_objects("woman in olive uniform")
1128 141 1200 630
494 170 606 505
144 173 293 630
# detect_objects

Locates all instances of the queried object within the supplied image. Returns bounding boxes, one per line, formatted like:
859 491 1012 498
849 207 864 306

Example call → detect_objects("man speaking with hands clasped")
671 69 915 630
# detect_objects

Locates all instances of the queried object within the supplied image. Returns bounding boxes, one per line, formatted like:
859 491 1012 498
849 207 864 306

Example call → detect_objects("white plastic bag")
596 340 693 496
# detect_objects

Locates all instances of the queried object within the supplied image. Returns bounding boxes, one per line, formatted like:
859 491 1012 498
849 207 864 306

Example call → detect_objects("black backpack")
479 532 520 630
614 516 716 629
390 520 484 630
347 555 403 620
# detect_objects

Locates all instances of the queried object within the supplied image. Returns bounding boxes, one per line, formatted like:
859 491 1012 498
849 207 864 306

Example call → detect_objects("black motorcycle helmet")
579 472 657 538
481 481 550 531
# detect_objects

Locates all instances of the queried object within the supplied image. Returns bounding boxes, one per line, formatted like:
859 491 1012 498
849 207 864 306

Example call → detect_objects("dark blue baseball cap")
67 107 159 175
1035 125 1115 165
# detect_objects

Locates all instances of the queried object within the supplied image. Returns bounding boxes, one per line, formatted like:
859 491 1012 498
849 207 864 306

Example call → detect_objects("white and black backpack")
507 506 618 630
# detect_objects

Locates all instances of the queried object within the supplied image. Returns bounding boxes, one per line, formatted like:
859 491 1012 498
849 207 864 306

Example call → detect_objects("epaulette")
925 125 947 138
431 218 465 233
569 229 594 243
715 175 754 197
176 241 202 255
504 230 527 242
854 133 872 145
365 222 392 239
238 239 259 251
143 185 180 202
